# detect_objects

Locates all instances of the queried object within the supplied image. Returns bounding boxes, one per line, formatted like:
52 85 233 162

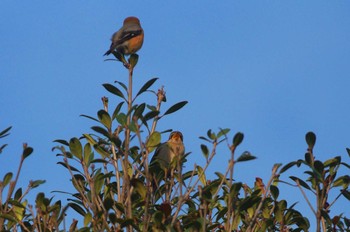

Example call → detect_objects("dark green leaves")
236 151 256 162
103 83 126 100
305 131 316 150
23 146 33 159
0 126 12 138
136 78 158 98
232 132 244 147
163 101 188 116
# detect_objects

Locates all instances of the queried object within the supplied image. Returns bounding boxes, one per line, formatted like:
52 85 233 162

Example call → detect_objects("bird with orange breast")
104 16 144 57
150 131 185 199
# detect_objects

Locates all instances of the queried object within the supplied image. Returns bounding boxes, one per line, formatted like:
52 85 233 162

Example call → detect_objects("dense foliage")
1 54 349 231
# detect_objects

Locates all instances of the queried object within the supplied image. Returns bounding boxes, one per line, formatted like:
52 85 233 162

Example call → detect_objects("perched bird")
150 131 185 172
104 16 144 56
150 131 185 196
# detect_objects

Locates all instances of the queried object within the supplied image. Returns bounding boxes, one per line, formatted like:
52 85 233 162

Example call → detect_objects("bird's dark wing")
116 29 143 45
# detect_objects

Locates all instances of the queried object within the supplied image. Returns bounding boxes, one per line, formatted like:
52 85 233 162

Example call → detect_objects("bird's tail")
103 50 111 56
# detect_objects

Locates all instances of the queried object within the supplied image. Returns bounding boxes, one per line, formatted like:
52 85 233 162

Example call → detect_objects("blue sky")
1 1 350 229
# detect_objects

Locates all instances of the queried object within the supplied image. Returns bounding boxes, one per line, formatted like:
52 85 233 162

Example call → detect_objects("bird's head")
169 131 183 143
123 16 141 26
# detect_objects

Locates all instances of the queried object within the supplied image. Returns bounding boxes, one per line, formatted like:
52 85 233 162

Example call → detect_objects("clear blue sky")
1 1 350 229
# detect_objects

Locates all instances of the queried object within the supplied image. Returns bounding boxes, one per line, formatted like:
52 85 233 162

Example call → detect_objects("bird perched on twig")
104 16 144 56
150 131 185 198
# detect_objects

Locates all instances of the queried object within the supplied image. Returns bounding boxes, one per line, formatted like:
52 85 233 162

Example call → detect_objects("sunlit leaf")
69 138 82 160
196 166 207 185
3 172 13 187
333 175 350 188
324 156 341 167
84 212 92 227
83 143 93 166
217 128 230 138
30 180 46 188
146 131 161 153
83 134 97 146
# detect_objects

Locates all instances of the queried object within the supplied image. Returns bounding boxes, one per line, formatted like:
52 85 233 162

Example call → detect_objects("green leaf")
231 182 243 195
290 176 311 190
130 178 147 199
116 113 127 126
136 78 158 98
68 203 86 216
97 110 112 129
342 189 350 201
133 103 146 118
115 80 127 92
142 110 159 123
270 185 279 199
112 102 124 120
146 132 161 153
69 138 83 160
305 152 312 165
80 114 99 122
129 53 139 68
333 175 350 188
347 148 350 157
83 143 93 166
236 151 256 162
23 146 33 159
30 180 46 188
163 101 188 116
314 160 324 174
91 126 110 138
305 131 316 150
232 132 244 147
197 166 207 185
57 162 81 173
83 134 97 146
200 144 209 159
94 173 104 193
207 129 216 140
53 139 69 146
103 83 126 100
3 172 13 187
93 145 110 158
217 128 230 138
324 156 341 167
0 126 12 138
84 212 92 227
14 188 22 200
